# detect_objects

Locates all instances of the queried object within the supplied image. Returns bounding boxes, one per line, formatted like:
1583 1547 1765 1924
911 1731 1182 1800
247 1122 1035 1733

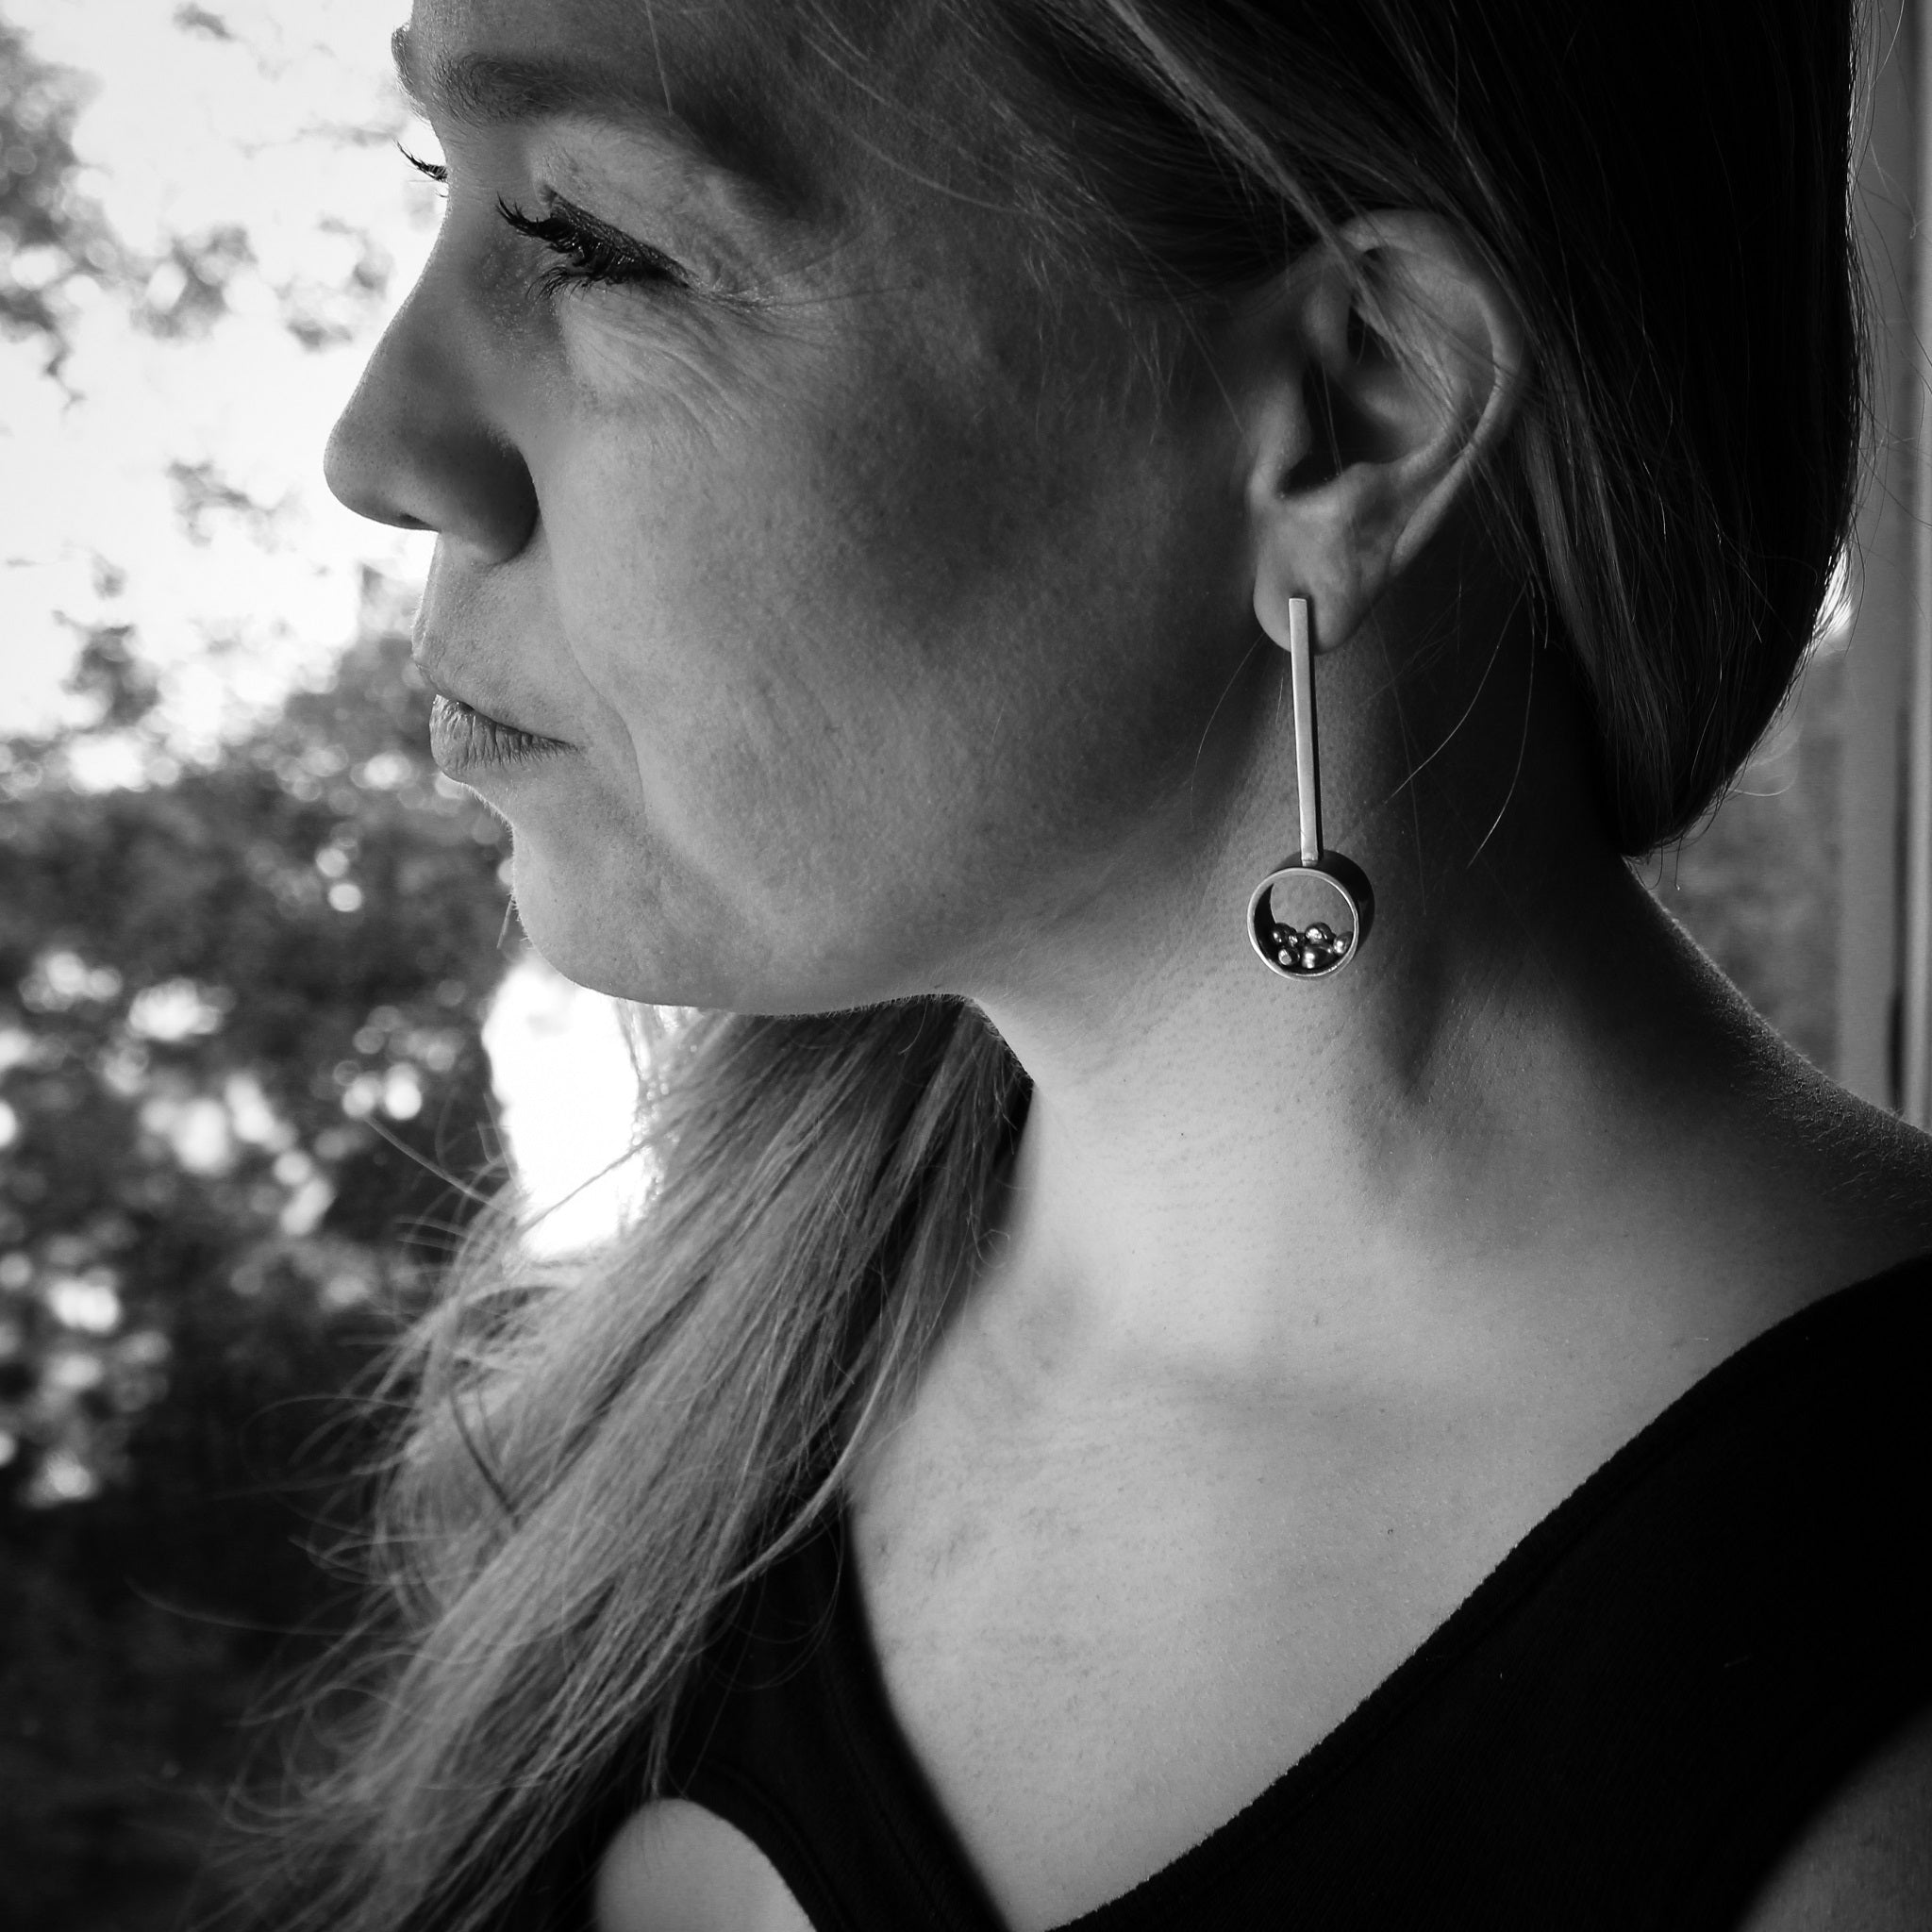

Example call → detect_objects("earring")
1245 596 1373 980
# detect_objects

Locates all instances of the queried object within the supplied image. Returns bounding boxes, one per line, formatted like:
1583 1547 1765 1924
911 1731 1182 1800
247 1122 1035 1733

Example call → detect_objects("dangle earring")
1245 595 1373 979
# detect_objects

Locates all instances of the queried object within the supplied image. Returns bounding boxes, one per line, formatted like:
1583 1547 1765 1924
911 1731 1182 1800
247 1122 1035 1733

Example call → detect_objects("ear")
1244 211 1525 653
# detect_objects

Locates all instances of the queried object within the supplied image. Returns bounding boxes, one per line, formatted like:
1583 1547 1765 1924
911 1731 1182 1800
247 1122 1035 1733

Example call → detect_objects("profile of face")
325 0 1288 1014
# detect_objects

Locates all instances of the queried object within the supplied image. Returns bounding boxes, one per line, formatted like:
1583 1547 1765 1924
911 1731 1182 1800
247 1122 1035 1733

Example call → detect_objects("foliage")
0 11 528 1922
0 11 120 368
3 2 405 379
0 617 518 1929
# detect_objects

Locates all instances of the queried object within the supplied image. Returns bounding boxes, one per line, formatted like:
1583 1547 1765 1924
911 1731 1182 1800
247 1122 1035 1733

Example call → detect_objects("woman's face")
328 0 1261 1011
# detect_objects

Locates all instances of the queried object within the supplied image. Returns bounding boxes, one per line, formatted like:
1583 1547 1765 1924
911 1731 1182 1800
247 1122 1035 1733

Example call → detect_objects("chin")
505 851 693 1004
504 841 924 1017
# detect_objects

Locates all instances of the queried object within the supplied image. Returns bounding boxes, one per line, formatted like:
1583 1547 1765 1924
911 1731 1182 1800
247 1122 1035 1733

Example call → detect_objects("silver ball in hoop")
1246 864 1364 981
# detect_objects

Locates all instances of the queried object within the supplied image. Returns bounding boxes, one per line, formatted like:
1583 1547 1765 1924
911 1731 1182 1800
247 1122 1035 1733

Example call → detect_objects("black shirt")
578 1259 1932 1929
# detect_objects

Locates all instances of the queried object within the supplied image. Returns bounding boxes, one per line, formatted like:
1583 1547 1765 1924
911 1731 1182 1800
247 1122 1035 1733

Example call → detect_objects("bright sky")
1 0 640 1247
0 0 433 747
481 958 652 1252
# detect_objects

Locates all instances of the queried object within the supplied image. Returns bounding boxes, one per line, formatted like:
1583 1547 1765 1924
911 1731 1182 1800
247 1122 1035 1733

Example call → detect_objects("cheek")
516 318 1255 994
541 451 924 920
536 357 1062 858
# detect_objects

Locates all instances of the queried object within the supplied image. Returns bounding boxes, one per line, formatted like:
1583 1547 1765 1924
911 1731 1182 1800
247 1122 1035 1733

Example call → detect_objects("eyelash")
401 146 448 190
398 145 688 299
495 198 686 297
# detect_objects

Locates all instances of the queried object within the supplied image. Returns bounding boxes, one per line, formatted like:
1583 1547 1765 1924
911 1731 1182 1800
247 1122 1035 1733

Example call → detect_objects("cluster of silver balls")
1270 919 1350 973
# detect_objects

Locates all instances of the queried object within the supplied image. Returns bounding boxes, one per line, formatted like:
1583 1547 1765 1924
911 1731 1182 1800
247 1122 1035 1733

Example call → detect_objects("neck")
963 607 1833 1402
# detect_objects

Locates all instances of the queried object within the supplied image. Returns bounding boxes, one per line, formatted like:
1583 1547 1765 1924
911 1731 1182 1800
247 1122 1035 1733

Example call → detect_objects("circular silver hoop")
1246 864 1364 981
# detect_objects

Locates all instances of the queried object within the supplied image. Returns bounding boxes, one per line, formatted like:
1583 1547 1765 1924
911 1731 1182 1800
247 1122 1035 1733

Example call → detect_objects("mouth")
426 690 573 777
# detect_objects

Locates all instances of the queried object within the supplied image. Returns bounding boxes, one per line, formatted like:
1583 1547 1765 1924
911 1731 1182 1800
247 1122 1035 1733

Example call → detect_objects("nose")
325 269 539 561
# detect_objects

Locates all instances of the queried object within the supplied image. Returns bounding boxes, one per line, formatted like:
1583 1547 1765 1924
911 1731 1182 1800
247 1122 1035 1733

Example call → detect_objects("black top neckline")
788 1257 1932 1928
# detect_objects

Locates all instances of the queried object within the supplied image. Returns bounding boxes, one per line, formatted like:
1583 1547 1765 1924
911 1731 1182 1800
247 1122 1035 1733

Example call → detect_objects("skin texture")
1740 1702 1932 1931
327 0 1932 1925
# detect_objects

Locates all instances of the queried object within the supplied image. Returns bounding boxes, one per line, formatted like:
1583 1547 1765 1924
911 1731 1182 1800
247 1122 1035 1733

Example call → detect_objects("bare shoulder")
1734 1702 1932 1931
593 1799 815 1932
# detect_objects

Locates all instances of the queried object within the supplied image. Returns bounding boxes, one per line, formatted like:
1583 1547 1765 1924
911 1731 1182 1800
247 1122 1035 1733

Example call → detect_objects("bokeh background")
0 3 1856 1928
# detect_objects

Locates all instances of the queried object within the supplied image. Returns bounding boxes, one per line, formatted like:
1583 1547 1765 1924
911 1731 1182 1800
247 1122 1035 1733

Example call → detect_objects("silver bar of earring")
1290 596 1321 867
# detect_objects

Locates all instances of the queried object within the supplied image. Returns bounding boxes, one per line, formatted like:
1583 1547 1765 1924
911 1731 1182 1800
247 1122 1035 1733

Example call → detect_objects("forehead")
398 0 1150 410
398 0 978 207
403 0 829 88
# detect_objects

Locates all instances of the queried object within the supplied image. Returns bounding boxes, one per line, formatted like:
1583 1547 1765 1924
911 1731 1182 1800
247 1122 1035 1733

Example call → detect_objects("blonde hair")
261 1002 1021 1929
258 1 1864 1925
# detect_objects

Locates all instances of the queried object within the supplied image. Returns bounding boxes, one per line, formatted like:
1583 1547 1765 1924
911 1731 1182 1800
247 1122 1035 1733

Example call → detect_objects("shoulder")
1734 1701 1932 1932
592 1798 815 1932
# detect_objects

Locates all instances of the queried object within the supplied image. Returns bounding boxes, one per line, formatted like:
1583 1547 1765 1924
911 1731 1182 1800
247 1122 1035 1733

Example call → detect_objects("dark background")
0 10 1849 1928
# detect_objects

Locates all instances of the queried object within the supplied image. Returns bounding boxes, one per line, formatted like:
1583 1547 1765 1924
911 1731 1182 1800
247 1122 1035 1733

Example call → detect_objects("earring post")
1290 596 1321 865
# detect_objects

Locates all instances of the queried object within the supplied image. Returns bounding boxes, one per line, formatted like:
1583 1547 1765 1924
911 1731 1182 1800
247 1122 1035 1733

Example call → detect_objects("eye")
495 196 690 298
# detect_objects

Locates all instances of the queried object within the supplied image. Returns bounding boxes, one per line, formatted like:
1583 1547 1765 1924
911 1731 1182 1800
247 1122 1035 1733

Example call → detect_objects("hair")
254 3 1866 1927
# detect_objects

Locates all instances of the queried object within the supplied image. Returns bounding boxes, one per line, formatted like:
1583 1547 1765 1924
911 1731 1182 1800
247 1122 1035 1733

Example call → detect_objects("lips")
418 668 572 779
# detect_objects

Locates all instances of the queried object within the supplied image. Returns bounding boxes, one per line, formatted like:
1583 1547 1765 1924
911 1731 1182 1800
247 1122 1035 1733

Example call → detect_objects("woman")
298 0 1931 1926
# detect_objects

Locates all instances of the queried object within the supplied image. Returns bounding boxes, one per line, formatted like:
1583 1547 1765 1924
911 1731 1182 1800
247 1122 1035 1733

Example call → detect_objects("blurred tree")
0 9 124 371
0 609 516 1930
2 18 525 1924
1 8 541 1926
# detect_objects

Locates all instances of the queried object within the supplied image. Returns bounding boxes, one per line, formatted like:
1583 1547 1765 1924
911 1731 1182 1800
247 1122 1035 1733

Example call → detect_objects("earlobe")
1252 467 1408 656
1245 210 1525 655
